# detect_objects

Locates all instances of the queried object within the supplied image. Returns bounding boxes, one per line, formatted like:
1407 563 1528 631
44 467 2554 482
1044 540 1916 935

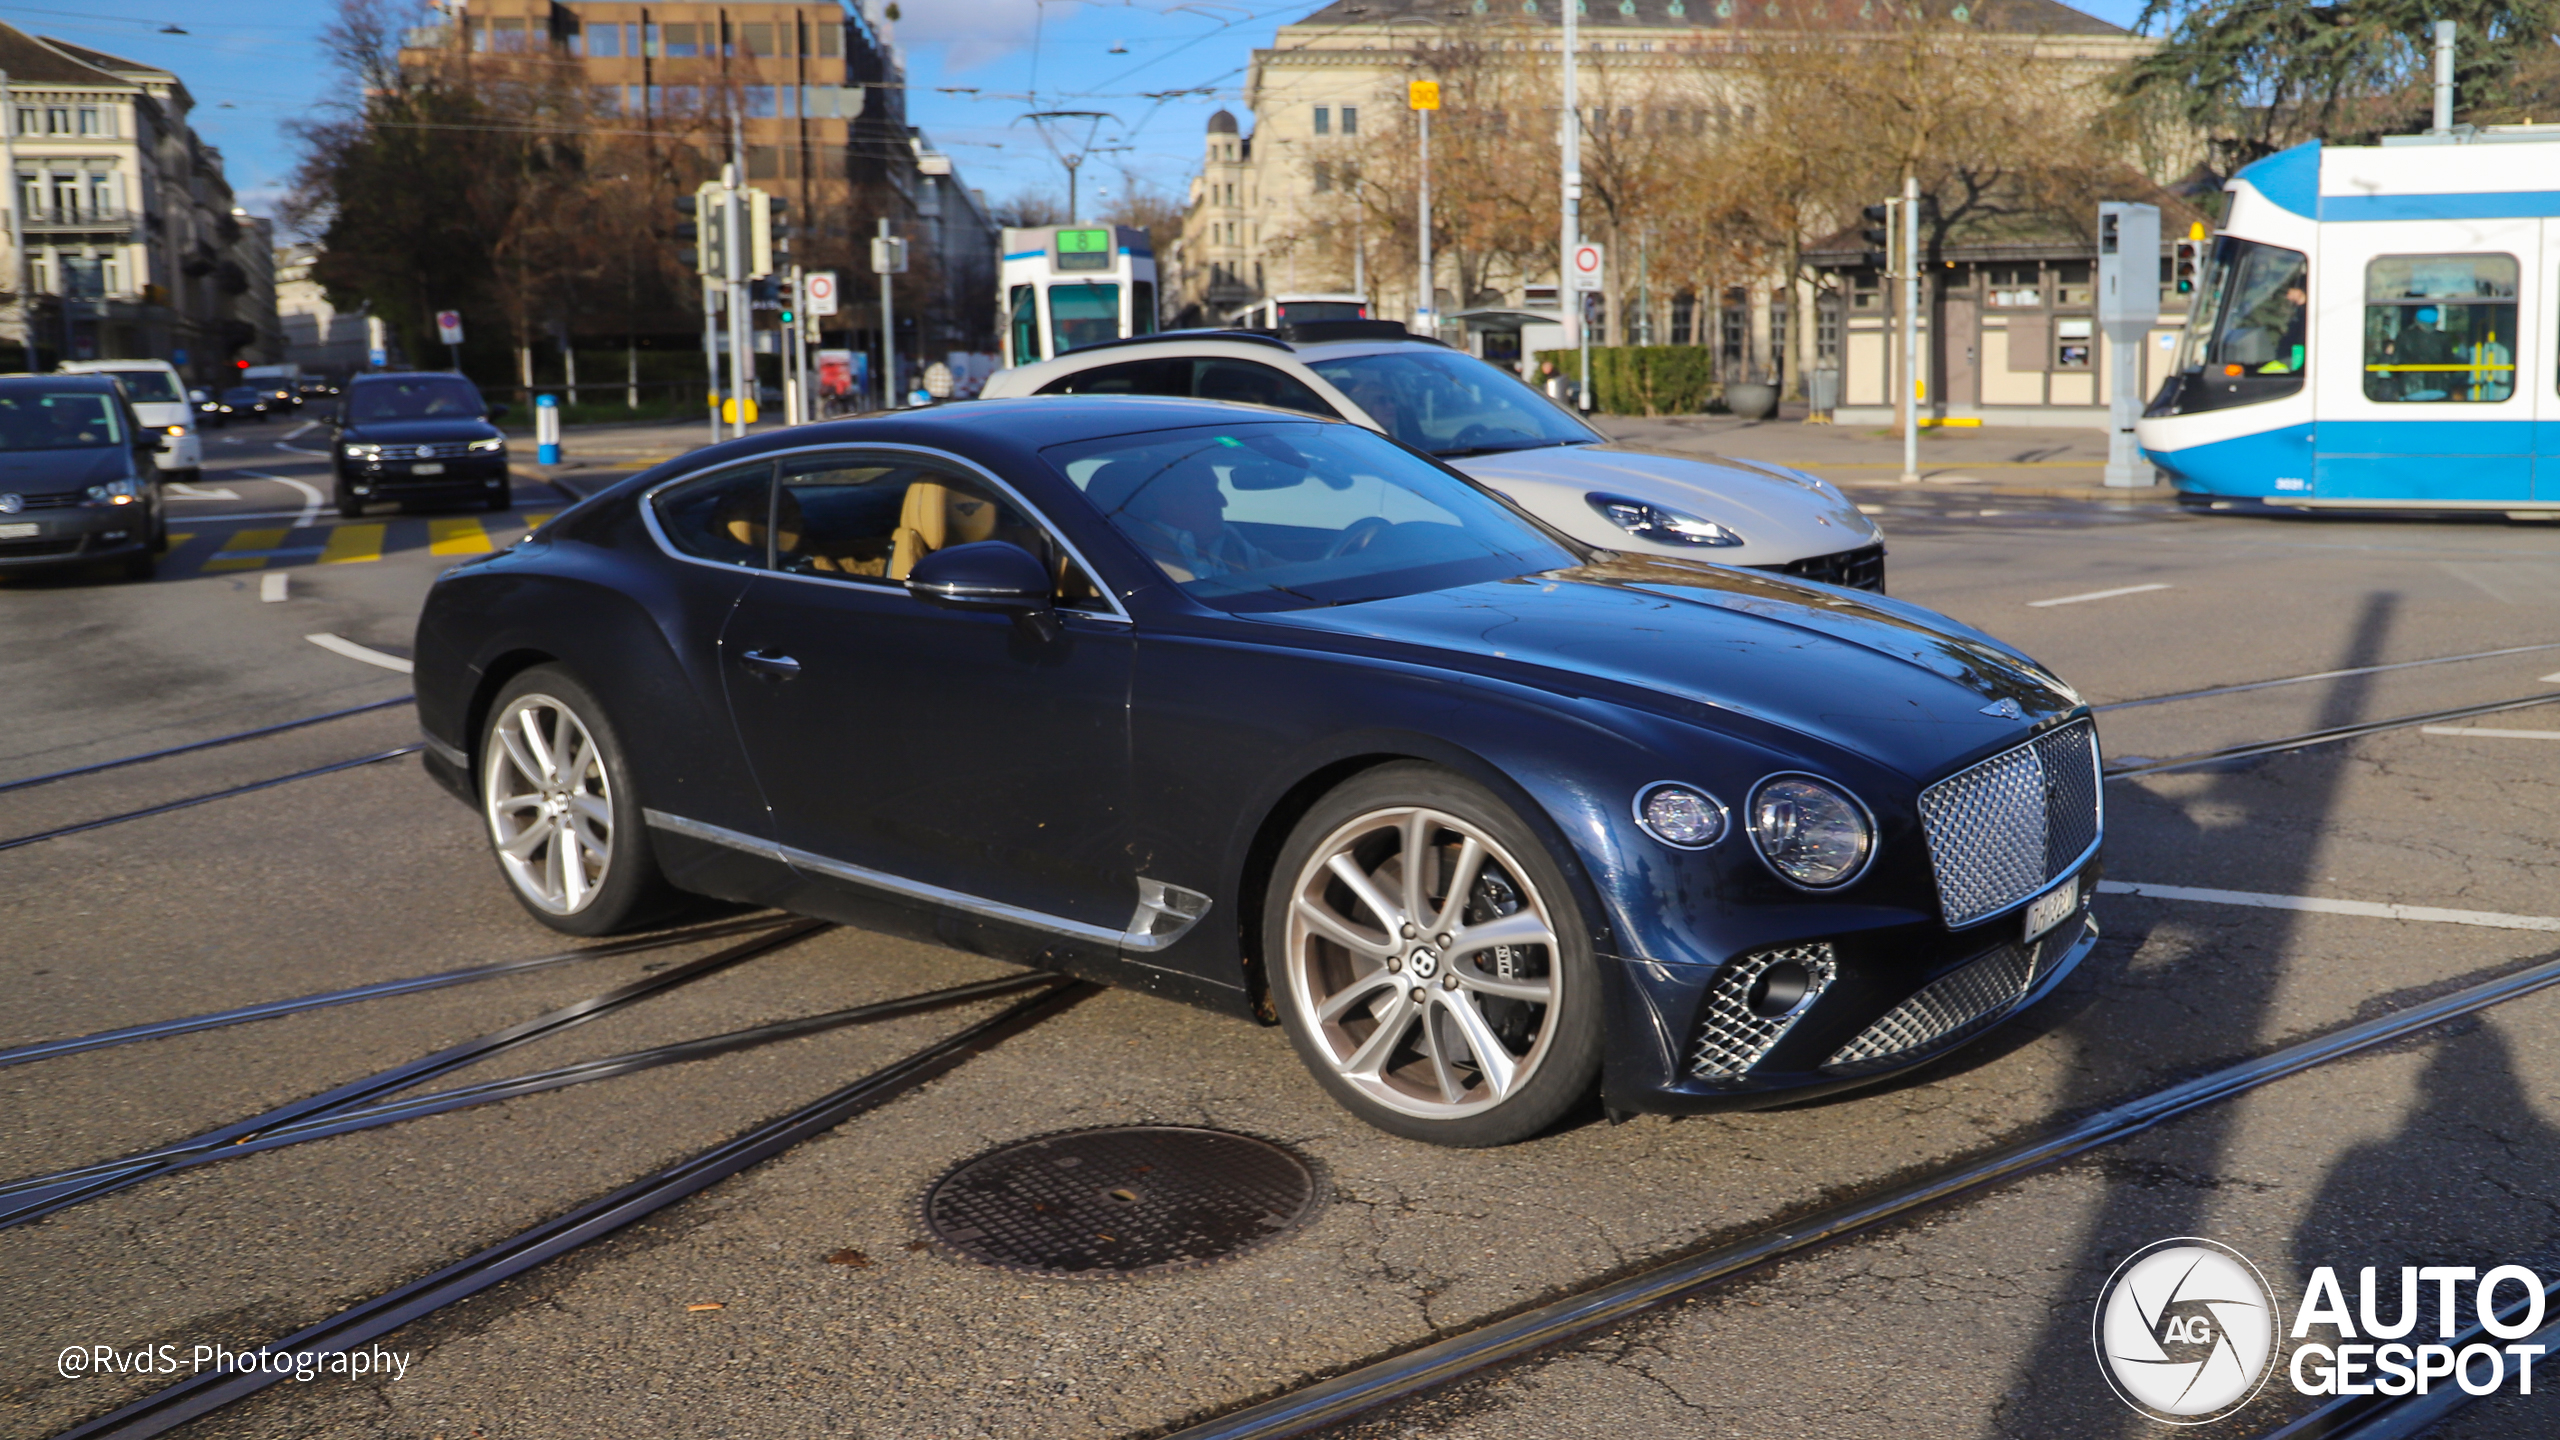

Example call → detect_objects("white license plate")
2023 878 2079 941
411 462 445 475
0 522 35 539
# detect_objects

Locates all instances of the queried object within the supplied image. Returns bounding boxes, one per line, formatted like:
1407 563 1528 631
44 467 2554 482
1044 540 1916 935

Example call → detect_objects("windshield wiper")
1431 439 1562 459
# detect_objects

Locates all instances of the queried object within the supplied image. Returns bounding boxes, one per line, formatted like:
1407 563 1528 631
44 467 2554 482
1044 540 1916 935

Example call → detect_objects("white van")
58 359 203 485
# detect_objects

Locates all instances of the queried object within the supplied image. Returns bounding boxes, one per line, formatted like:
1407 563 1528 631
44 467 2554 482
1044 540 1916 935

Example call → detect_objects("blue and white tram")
2137 129 2560 512
999 225 1159 368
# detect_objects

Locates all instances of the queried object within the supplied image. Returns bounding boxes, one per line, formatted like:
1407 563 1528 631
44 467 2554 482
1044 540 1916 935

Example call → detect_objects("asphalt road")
3 418 2557 1440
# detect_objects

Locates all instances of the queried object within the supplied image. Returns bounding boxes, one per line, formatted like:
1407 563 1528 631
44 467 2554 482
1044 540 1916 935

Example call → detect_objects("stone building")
0 24 277 377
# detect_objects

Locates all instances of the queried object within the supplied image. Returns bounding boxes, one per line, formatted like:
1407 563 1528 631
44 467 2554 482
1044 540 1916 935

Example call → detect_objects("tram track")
1150 946 2560 1440
2260 1276 2560 1440
2104 691 2560 780
0 745 425 853
50 978 1096 1440
0 695 415 795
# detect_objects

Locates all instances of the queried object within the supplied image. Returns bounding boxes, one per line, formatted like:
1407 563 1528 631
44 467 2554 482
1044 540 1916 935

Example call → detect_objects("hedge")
1531 346 1721 416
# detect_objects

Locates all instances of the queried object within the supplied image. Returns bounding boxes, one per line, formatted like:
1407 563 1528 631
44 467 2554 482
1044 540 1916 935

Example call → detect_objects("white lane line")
260 572 289 603
238 471 325 528
304 633 413 674
2543 672 2560 684
286 420 319 439
2098 880 2560 933
275 441 330 458
2420 726 2560 741
2028 583 2172 608
164 481 242 500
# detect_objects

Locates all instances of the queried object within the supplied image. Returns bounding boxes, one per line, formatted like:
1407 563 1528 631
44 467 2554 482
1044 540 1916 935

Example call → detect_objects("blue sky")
7 0 2150 228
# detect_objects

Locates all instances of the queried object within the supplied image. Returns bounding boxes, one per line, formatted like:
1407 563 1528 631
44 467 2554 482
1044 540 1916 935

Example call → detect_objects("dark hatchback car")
413 398 2102 1146
190 387 230 428
331 372 511 517
0 374 168 580
220 385 272 420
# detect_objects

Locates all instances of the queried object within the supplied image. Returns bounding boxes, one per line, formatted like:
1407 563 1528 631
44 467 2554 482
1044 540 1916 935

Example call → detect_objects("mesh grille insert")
1918 718 2100 928
1822 933 2058 1074
1688 942 1837 1080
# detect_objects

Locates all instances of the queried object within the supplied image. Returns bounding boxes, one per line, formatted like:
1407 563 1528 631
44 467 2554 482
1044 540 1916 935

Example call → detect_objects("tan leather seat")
888 479 1001 579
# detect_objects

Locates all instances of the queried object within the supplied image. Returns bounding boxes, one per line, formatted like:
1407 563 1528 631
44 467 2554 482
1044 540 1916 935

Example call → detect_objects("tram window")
2186 239 2308 379
1008 286 1041 366
1051 283 1123 354
1132 281 1158 335
2363 254 2517 404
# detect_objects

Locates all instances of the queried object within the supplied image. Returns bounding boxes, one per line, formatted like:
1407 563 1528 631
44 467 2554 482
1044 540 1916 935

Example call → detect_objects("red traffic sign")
802 270 840 316
1568 244 1605 292
435 310 465 345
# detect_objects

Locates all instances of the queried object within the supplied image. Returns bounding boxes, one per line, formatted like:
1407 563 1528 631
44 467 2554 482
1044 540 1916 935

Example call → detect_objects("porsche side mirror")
906 541 1057 624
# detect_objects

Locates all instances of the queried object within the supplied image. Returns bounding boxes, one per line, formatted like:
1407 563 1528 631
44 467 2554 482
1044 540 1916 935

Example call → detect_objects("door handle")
739 649 801 679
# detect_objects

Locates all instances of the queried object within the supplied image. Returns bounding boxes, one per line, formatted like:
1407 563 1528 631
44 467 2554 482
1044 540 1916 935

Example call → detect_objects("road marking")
286 420 318 439
1856 504 1885 515
164 481 241 501
2421 725 2560 741
2027 582 2171 608
2098 880 2560 933
165 532 193 549
260 572 289 603
238 472 325 528
524 513 554 529
274 441 330 458
304 633 414 674
204 528 289 572
319 523 385 565
427 516 492 556
2544 672 2560 684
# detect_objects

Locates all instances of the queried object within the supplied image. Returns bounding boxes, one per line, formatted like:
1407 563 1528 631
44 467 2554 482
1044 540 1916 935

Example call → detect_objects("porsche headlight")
1587 493 1743 548
1748 775 1874 889
469 438 506 453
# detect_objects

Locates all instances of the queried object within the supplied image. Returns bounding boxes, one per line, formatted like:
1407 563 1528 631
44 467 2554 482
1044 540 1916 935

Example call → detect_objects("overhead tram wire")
51 980 1097 1440
0 746 425 853
1153 947 2560 1440
0 695 416 795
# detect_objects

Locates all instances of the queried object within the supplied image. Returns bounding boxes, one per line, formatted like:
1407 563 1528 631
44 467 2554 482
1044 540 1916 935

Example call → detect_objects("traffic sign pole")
1569 245 1603 414
1411 80 1438 337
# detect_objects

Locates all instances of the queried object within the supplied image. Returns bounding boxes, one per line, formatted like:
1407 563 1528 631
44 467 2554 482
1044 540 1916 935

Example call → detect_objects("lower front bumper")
1601 906 2099 1116
340 462 511 501
0 507 153 570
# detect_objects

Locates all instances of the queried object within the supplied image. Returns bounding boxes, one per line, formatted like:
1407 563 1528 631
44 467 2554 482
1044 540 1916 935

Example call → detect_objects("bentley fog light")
1635 781 1726 848
1748 775 1874 888
1586 493 1744 547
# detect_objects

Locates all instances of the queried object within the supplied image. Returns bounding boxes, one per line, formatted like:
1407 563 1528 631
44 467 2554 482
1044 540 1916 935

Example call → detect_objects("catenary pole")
878 217 896 410
1899 174 1920 483
1415 102 1432 336
723 156 751 440
1561 0 1580 398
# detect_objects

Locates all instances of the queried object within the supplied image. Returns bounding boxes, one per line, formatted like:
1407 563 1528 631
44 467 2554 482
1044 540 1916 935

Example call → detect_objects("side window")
779 454 1109 609
1191 359 1338 416
1007 285 1040 366
2364 254 2517 404
652 462 773 568
1038 357 1190 397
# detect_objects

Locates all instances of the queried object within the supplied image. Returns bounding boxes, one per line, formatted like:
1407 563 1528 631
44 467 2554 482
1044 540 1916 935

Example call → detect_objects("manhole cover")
922 1126 1323 1278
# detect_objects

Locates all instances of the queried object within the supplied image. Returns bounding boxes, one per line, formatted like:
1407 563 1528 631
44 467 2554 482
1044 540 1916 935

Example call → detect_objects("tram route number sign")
802 271 840 317
1569 244 1605 293
1056 227 1113 273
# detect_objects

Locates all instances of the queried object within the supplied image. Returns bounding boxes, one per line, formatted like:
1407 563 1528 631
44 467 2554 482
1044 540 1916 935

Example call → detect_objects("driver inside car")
1100 452 1281 582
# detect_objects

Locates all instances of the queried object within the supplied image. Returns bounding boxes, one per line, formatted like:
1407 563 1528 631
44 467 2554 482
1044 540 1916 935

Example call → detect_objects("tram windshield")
2182 238 2308 378
1051 283 1121 355
2362 254 2517 404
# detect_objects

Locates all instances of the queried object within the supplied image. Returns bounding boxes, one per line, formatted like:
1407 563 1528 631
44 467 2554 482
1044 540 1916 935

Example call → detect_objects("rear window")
94 368 183 404
0 389 125 450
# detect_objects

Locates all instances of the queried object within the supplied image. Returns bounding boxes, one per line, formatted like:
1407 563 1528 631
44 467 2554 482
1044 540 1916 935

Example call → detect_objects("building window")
2365 253 2515 402
1340 106 1357 135
1720 299 1746 370
588 21 620 55
1983 263 2040 308
88 174 116 216
746 146 779 180
2054 261 2093 308
77 107 100 135
1849 269 1881 311
47 106 70 134
1817 295 1841 363
816 23 840 56
744 85 777 118
1312 160 1331 192
489 17 528 51
662 22 698 57
2054 317 2092 369
1670 291 1694 345
1313 106 1329 135
742 21 778 56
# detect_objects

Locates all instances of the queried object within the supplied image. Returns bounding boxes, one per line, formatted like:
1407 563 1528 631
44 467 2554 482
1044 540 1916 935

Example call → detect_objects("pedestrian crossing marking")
524 514 554 529
204 528 290 572
165 532 194 550
427 517 493 556
320 524 386 565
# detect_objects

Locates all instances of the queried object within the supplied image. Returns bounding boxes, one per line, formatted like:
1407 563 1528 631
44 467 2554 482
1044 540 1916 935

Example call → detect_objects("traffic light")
2173 224 2204 295
1860 202 1898 275
748 191 789 278
676 184 728 278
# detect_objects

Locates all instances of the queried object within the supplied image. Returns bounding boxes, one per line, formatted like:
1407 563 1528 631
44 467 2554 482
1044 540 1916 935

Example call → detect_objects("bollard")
535 393 561 466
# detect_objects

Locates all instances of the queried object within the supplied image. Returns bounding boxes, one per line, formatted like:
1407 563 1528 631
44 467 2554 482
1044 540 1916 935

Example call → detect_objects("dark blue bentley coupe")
413 397 2101 1146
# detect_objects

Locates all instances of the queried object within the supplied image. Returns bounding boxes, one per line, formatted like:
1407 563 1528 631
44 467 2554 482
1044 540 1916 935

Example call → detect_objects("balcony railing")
21 206 139 235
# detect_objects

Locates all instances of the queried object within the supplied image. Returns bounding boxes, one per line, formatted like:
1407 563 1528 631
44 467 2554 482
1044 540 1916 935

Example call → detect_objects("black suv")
331 372 511 517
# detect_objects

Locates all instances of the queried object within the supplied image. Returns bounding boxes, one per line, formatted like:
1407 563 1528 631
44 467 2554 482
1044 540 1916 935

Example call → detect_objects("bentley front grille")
1688 942 1837 1081
1821 933 2059 1075
1917 718 2101 929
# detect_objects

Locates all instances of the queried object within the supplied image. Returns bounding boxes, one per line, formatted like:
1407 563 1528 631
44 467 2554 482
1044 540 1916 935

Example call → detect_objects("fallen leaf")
686 1302 725 1312
902 1240 932 1252
826 1249 872 1268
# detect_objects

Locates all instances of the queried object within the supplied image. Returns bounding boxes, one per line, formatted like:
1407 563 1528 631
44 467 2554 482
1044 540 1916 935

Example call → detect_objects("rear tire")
480 665 677 935
1266 762 1603 1147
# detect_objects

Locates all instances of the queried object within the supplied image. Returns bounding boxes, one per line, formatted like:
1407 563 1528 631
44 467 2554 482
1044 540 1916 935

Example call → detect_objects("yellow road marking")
523 513 555 529
320 523 385 565
427 517 492 556
204 527 287 572
165 532 194 549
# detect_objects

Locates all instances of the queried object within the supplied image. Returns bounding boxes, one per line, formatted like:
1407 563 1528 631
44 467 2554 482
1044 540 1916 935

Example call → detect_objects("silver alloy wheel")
483 692 615 915
1282 806 1563 1120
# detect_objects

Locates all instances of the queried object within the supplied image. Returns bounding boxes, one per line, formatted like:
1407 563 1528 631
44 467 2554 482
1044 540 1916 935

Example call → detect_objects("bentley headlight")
469 438 506 453
1635 782 1726 848
1587 493 1743 548
1748 775 1874 888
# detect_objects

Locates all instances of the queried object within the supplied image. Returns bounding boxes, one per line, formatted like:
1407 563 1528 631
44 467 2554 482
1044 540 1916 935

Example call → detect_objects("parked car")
413 398 2099 1146
982 325 1887 591
58 359 203 487
221 385 272 420
331 371 510 517
190 387 230 428
0 374 168 581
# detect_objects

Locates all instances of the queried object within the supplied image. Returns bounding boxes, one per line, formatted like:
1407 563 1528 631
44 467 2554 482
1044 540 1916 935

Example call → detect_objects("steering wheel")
1323 516 1394 560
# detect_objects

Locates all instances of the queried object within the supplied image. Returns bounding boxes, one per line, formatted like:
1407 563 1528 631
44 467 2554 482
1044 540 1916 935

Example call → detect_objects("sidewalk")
1588 410 2168 500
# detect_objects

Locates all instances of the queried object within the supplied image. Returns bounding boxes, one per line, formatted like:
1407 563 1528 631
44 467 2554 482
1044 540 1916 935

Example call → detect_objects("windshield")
1306 349 1596 457
2181 238 2308 376
93 368 182 404
0 389 126 450
350 377 486 422
1047 420 1575 612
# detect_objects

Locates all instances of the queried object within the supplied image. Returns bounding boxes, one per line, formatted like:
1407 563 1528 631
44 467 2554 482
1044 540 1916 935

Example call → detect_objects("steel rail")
1154 947 2560 1440
50 980 1095 1440
2256 1278 2560 1439
0 920 831 1228
0 916 793 1070
0 695 416 795
2093 642 2560 714
2104 693 2560 780
0 745 424 853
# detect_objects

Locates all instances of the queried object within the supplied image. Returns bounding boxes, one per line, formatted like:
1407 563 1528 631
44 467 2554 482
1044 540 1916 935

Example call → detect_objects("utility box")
2097 202 2161 487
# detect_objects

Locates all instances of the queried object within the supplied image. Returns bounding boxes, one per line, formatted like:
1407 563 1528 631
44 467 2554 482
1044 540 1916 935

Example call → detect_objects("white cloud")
894 0 1083 73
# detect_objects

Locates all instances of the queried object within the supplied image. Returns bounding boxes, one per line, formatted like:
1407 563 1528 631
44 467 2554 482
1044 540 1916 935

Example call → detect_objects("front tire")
480 666 674 935
1266 762 1603 1146
334 478 365 520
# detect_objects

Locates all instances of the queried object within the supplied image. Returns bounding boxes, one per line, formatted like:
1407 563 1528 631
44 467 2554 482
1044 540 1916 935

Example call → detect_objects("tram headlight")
1748 776 1874 889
